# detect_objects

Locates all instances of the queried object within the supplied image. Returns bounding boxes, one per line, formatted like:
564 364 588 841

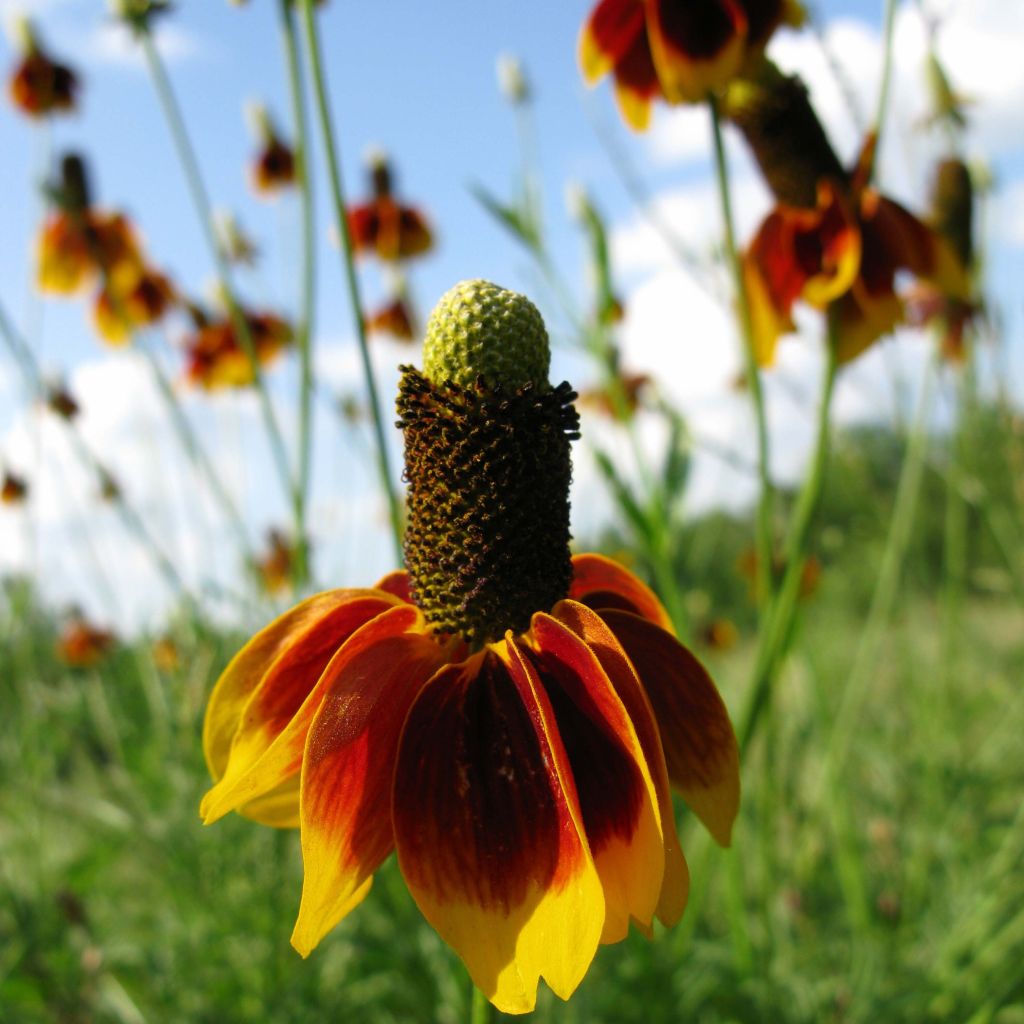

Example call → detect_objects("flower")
93 264 176 344
579 0 804 129
366 295 416 342
201 280 740 1014
37 210 141 296
183 306 293 390
1 471 28 506
57 616 116 668
248 103 296 195
45 383 80 421
731 64 970 365
7 19 78 118
578 371 651 419
347 153 433 261
253 529 298 595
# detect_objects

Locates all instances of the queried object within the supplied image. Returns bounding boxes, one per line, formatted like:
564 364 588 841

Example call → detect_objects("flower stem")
469 982 491 1024
736 324 839 755
708 93 775 616
278 0 317 584
138 30 300 538
298 0 404 564
867 0 898 183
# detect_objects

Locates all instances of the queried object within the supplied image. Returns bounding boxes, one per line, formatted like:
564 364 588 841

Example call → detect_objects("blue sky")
1 0 1022 627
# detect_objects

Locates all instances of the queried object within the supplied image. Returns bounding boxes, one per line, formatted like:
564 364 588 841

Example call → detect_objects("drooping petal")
550 599 689 929
291 625 449 957
526 614 667 943
647 0 748 104
598 609 740 847
393 645 604 1015
200 599 412 825
373 569 412 603
611 20 662 130
569 553 674 632
580 0 646 84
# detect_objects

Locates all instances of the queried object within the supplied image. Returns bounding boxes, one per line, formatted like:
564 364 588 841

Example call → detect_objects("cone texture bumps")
399 280 579 645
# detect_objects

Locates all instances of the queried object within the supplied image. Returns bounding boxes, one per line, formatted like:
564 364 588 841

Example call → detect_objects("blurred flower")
45 383 80 421
1 471 28 506
98 471 122 503
216 212 260 266
200 280 739 1013
247 103 296 195
366 295 417 342
730 65 969 365
253 528 297 595
184 307 293 390
93 264 177 345
348 153 433 262
579 0 805 129
578 371 651 419
110 0 173 33
57 616 116 668
7 19 78 118
37 209 141 296
737 547 820 602
700 618 739 651
906 158 979 363
152 636 181 672
497 53 531 105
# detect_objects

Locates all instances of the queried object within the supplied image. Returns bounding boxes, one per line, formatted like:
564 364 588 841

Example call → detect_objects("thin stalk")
469 982 491 1024
708 94 775 616
736 331 839 754
941 365 969 678
138 31 299 522
867 0 898 183
818 357 937 791
278 0 317 583
139 340 256 563
299 0 403 563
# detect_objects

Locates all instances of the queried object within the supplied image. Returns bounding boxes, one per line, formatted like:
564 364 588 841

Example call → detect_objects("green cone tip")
422 279 549 391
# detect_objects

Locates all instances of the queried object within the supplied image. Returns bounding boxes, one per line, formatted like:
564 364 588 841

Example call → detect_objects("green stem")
298 0 403 564
278 0 316 584
737 327 839 754
819 357 937 789
708 93 775 616
469 982 491 1024
868 0 898 182
138 31 299 527
941 365 968 677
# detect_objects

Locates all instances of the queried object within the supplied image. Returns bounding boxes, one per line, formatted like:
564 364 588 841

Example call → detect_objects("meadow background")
2 0 1023 1021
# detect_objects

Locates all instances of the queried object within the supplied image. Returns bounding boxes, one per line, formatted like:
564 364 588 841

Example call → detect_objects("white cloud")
81 20 201 70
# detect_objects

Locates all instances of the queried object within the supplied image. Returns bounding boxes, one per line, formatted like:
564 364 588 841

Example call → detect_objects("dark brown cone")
397 367 580 646
728 71 845 208
930 159 974 270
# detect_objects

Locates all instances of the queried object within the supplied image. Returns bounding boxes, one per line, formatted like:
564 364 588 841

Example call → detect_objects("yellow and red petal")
291 626 450 956
568 553 674 633
393 645 604 1014
580 0 646 85
525 613 666 943
200 592 403 825
646 0 748 104
598 609 740 847
373 569 412 603
611 21 662 130
550 599 689 929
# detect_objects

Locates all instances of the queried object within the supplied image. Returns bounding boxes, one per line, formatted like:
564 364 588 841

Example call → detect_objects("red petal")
393 645 604 1014
569 553 674 632
527 614 668 942
599 609 740 847
373 569 412 603
290 628 449 956
580 0 647 83
200 602 422 825
550 599 689 928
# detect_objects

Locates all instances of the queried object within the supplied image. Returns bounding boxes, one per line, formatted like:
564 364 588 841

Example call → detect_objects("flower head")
183 306 293 390
731 64 970 364
347 154 433 262
93 264 176 344
57 615 115 668
8 19 78 118
366 295 417 342
1 470 28 506
201 280 739 1013
253 528 299 595
579 0 805 129
248 103 296 195
45 383 80 421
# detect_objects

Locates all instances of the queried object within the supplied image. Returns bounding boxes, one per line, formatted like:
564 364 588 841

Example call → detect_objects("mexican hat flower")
729 63 970 365
200 279 740 1014
347 154 433 262
183 306 293 390
1 470 29 506
247 103 296 195
57 615 116 668
579 0 805 129
366 294 417 342
7 18 78 118
93 264 177 345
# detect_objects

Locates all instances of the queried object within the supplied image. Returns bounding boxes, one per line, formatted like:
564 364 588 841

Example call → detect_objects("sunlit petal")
569 553 674 632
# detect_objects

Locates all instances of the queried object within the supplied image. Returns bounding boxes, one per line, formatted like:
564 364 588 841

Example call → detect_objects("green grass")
2 566 1022 1023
